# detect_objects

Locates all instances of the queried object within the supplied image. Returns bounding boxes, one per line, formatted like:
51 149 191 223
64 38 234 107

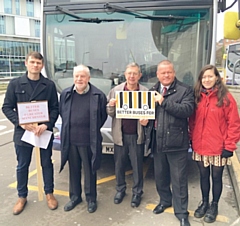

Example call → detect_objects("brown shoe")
46 193 58 210
13 197 27 215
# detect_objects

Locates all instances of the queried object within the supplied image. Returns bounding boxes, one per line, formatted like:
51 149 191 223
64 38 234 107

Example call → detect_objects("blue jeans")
15 144 54 198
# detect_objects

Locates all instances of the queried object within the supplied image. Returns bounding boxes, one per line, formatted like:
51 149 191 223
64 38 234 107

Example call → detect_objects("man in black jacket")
145 60 194 226
2 51 59 215
59 65 107 213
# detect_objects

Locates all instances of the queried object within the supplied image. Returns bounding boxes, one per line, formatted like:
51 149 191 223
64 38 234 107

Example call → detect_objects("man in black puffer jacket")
145 60 194 226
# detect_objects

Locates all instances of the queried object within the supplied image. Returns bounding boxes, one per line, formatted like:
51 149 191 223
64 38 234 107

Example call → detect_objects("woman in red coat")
189 65 240 223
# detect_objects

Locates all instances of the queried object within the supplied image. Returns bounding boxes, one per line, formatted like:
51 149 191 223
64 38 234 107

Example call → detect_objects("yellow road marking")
8 161 55 188
97 157 151 184
8 157 229 223
8 169 39 188
232 152 240 184
8 184 69 197
8 182 17 188
146 204 229 223
97 170 133 184
8 159 150 190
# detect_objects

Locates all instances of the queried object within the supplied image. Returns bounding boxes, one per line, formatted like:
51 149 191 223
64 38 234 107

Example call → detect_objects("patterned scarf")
201 87 214 96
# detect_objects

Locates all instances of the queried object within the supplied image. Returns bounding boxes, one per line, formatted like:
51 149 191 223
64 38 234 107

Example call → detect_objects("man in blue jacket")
145 60 194 226
2 51 59 215
59 65 107 213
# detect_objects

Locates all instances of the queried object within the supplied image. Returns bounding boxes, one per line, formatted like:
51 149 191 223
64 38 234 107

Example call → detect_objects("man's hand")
154 91 164 105
20 124 47 136
108 98 117 107
139 118 148 126
34 124 48 137
20 123 37 132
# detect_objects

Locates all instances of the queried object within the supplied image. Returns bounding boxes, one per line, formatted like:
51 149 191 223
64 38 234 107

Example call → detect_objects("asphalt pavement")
0 90 240 226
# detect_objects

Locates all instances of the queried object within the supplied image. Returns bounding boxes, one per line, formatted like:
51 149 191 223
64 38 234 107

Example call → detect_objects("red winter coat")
189 90 240 156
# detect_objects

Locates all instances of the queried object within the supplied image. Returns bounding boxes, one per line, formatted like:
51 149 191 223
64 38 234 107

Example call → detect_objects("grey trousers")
114 134 144 195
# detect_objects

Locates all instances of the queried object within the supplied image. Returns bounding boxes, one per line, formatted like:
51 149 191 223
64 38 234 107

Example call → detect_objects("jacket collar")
19 72 48 100
201 87 218 97
116 82 145 91
65 82 102 100
151 78 177 92
73 84 90 94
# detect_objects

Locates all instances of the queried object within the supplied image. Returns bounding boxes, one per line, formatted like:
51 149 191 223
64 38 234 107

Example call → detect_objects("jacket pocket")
15 90 25 94
166 127 183 148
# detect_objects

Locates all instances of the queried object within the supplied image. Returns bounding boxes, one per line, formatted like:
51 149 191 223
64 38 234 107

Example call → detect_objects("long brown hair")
194 65 229 107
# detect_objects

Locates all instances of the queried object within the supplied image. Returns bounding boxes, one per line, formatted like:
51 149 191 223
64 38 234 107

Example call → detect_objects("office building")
0 0 40 77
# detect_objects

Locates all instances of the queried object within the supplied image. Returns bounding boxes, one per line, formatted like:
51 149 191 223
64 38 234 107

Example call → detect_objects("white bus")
41 0 228 153
225 42 240 85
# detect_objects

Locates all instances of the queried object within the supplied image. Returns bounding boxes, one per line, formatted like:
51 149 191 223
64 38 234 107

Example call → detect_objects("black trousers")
68 145 97 202
153 149 189 220
114 134 144 195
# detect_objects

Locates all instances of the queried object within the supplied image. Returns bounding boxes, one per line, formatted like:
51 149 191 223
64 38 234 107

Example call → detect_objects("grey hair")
157 60 175 71
73 64 90 76
125 62 141 73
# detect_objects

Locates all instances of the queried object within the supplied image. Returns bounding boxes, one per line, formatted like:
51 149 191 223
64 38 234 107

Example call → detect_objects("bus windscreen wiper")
56 6 123 23
69 18 124 23
56 6 81 19
230 50 240 56
104 3 191 20
104 3 147 17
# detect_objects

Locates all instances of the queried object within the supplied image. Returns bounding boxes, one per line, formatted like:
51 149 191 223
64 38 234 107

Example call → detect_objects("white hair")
73 64 90 76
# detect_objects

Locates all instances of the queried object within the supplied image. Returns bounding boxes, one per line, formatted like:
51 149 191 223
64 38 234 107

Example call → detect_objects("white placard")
115 91 155 119
17 101 49 125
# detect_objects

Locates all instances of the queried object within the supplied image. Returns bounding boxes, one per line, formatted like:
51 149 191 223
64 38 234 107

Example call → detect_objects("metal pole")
9 54 12 77
210 0 218 65
232 58 240 85
102 61 108 72
239 0 240 20
82 51 89 64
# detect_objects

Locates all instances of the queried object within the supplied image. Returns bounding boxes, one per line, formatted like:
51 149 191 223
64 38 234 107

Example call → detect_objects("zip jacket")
189 90 240 155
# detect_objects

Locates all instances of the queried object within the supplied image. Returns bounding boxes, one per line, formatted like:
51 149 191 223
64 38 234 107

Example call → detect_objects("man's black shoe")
131 194 141 208
153 203 172 214
114 191 126 204
180 218 190 226
64 199 82 211
88 201 97 213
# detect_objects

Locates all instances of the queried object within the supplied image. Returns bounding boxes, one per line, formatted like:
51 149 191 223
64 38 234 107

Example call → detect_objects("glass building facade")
0 41 40 77
0 0 41 77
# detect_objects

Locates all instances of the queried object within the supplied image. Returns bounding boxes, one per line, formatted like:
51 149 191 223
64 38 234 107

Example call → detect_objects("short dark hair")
26 51 44 63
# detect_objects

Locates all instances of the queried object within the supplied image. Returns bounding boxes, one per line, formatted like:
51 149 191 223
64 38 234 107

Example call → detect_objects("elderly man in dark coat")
59 64 107 213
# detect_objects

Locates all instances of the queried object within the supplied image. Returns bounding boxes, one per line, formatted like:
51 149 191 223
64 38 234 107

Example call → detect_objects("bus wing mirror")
224 12 240 40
